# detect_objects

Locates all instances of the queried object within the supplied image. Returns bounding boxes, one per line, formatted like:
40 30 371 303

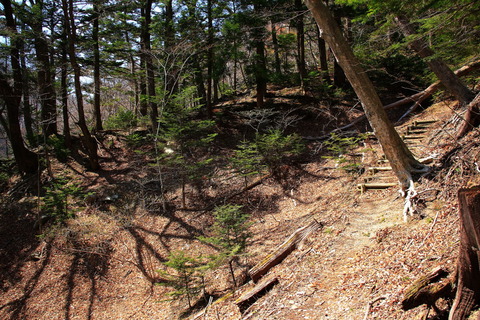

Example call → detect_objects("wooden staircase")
357 120 437 193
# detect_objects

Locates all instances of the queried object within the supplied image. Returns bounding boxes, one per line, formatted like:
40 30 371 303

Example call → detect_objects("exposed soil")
1 93 478 320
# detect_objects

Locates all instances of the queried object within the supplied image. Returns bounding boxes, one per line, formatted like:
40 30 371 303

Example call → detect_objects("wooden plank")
234 276 279 312
402 135 424 140
367 167 392 174
414 120 437 125
363 176 396 182
248 220 322 283
357 183 397 192
407 129 427 134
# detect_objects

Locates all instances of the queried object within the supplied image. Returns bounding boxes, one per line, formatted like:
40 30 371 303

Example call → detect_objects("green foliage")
47 135 70 162
322 132 367 174
156 105 217 178
41 177 85 223
199 204 251 254
124 133 145 147
256 130 304 172
158 251 207 308
277 33 296 49
198 204 252 287
0 159 14 191
231 130 304 177
231 140 266 178
104 108 137 130
218 82 234 97
0 172 8 188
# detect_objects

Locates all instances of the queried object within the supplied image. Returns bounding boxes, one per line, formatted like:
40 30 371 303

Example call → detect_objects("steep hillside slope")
0 98 476 320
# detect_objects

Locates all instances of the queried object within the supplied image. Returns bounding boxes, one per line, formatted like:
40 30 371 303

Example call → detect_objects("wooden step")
414 120 437 126
357 182 398 193
408 125 429 130
407 129 427 135
367 166 392 174
403 135 424 140
364 176 397 183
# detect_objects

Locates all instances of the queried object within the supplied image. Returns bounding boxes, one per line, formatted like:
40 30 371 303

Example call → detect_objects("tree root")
400 166 431 222
402 179 417 222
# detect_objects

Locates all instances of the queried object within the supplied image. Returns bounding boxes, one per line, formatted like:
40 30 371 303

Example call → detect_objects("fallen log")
248 220 322 283
402 266 454 311
234 276 279 313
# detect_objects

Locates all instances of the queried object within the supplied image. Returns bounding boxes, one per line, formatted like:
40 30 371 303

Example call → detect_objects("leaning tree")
304 0 429 219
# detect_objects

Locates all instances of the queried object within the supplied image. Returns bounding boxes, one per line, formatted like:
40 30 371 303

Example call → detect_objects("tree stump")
449 186 480 320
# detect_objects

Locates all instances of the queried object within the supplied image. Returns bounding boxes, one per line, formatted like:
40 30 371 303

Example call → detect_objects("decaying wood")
234 276 279 312
402 266 454 311
248 220 322 283
449 186 480 320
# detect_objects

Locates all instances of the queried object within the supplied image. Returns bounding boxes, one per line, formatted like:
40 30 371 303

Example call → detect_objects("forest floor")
1 89 479 320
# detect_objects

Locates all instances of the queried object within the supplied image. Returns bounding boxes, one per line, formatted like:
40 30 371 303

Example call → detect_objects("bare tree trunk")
295 0 307 87
19 33 35 145
332 15 347 89
126 31 139 114
271 20 282 75
164 0 177 109
316 25 331 84
0 0 38 174
139 52 148 117
253 3 267 108
449 186 480 320
60 28 71 147
206 0 214 117
192 55 207 109
142 0 158 127
62 0 99 170
213 77 219 103
305 0 427 191
93 0 103 131
32 0 57 137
